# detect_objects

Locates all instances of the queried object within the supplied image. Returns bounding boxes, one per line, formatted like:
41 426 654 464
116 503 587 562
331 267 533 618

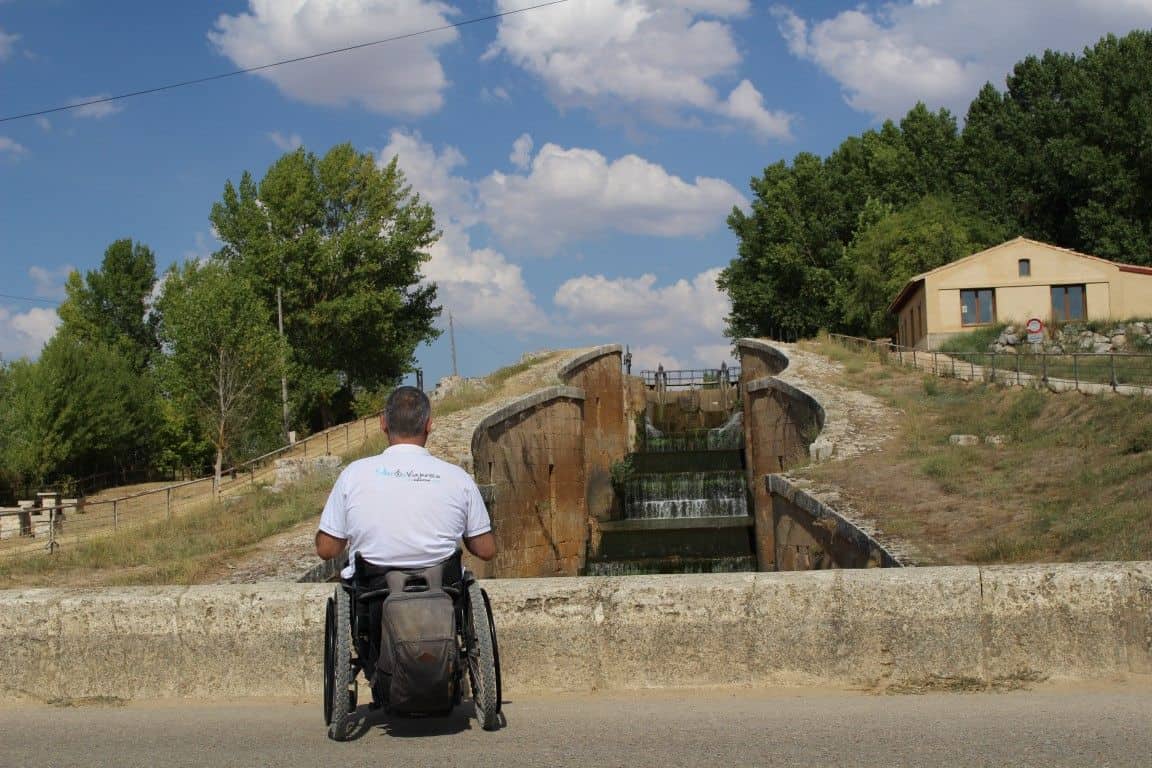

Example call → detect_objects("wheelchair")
322 551 502 741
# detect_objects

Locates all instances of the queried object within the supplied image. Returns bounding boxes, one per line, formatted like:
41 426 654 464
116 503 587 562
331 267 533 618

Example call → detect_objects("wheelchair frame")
323 559 502 741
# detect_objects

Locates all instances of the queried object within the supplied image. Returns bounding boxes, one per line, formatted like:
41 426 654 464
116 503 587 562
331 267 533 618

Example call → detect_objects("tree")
719 154 845 339
57 239 160 373
209 143 441 429
0 331 156 491
156 262 283 493
837 196 1003 337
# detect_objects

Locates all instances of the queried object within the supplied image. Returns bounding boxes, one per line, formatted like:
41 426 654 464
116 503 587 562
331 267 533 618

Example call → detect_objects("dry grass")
797 338 1152 565
0 352 567 587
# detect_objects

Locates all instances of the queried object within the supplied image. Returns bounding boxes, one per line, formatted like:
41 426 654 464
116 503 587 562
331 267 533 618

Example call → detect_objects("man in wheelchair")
315 386 501 740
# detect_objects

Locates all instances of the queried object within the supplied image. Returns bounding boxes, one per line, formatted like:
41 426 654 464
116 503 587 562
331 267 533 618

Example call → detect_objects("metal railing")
827 334 1152 395
640 367 741 389
0 411 385 561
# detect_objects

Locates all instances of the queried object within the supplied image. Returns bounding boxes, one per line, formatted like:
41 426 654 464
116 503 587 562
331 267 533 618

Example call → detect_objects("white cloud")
268 131 303 151
509 132 533 170
381 129 478 226
381 130 545 332
210 0 458 117
0 136 27 156
28 266 73 300
0 26 18 61
0 306 59 361
490 0 792 139
479 142 746 253
380 130 740 354
553 267 733 368
775 1 1152 119
68 94 122 119
35 117 51 132
183 232 217 264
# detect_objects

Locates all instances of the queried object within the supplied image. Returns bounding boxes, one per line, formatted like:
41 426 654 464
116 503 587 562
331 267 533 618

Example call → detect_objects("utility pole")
449 311 459 378
277 287 290 443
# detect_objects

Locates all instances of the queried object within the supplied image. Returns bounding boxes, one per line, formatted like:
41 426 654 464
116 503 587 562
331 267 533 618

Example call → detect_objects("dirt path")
212 349 591 584
773 342 899 461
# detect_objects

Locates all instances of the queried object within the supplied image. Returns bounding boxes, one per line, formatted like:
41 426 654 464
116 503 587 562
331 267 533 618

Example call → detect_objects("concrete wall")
470 387 588 578
767 475 902 571
736 341 827 572
3 563 1149 701
558 346 627 523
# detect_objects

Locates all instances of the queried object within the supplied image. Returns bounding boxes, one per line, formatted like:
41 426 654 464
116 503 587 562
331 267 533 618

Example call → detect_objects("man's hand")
315 530 347 560
464 532 496 561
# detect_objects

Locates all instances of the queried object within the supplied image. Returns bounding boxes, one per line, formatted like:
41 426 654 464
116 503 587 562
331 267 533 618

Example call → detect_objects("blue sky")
3 1 1152 386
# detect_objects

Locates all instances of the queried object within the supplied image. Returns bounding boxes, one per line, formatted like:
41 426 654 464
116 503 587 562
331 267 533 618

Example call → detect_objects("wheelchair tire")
466 582 500 731
326 586 355 741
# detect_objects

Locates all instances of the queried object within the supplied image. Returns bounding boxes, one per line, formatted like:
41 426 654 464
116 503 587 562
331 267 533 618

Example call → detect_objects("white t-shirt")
318 443 492 578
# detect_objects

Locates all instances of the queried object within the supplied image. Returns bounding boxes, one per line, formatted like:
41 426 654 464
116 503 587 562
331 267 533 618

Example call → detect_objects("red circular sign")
1025 318 1044 333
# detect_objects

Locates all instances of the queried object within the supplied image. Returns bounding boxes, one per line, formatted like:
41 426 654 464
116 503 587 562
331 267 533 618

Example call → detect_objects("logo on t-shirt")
376 466 442 483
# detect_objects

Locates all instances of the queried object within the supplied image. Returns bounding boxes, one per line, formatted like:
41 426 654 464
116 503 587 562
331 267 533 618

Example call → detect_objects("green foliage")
723 30 1152 340
210 143 442 429
57 239 160 373
938 324 1009 356
838 196 998 337
156 261 284 487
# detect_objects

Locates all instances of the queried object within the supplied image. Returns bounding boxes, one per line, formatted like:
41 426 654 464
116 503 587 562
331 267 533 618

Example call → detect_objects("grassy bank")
800 336 1152 564
0 431 390 588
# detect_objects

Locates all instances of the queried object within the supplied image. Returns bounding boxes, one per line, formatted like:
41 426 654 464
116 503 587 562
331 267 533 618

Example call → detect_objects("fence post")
1041 354 1048 384
112 499 118 529
932 352 938 376
1110 354 1118 391
1015 354 1021 386
166 487 172 521
326 431 331 455
990 353 996 383
1073 355 1079 391
345 423 350 450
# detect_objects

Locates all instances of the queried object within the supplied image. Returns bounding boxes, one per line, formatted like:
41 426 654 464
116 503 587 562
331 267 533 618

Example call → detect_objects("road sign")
1025 317 1044 343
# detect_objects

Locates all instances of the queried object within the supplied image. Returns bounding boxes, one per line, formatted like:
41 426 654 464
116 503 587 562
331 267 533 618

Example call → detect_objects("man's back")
319 443 491 578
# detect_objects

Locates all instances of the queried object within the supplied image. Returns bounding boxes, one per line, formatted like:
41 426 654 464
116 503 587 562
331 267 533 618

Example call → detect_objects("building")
889 237 1152 349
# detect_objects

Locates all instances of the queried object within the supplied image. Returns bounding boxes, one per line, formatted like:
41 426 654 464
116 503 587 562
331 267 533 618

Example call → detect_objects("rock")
809 437 834 462
272 455 342 489
1003 333 1020 346
1111 334 1127 349
1093 342 1112 354
949 434 980 446
984 434 1008 446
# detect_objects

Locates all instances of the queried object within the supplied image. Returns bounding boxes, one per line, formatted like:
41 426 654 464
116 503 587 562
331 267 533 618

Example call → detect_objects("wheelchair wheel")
324 586 355 741
466 582 501 731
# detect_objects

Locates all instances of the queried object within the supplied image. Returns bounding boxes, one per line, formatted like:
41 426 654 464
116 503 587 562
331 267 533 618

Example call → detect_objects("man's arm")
463 532 496 561
315 530 347 560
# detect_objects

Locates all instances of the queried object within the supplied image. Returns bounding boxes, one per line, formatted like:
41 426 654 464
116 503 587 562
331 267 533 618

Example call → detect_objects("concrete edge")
3 563 1150 701
766 474 904 567
557 344 624 383
745 376 827 433
736 338 791 376
470 386 586 458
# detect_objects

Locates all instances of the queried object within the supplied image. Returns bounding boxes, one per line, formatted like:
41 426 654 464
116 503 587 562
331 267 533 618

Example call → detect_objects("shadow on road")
343 700 508 741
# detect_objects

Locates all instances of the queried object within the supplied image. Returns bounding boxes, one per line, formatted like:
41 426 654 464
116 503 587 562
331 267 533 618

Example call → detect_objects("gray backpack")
380 567 458 714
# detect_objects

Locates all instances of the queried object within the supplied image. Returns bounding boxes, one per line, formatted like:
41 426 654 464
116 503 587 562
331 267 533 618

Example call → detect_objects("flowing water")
585 405 757 575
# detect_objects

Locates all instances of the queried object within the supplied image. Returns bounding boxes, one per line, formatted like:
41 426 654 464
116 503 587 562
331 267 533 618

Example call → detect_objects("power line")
0 0 570 124
0 293 58 305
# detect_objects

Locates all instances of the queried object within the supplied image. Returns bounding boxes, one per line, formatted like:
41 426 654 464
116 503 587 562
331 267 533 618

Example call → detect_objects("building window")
960 288 996 326
1018 258 1031 277
1051 284 1086 322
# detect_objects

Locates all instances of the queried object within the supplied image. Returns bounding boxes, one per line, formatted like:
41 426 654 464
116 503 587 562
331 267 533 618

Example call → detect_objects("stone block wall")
737 340 826 572
766 475 902 570
471 387 588 578
558 346 627 522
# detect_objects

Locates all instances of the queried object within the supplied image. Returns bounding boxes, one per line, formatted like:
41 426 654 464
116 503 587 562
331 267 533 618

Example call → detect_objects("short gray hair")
385 386 431 437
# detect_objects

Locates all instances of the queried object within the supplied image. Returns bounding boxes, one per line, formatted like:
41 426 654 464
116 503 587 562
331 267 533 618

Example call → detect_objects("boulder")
949 434 980 447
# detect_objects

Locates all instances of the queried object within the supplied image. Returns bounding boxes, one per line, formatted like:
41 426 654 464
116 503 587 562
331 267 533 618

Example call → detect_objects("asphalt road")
3 682 1151 768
